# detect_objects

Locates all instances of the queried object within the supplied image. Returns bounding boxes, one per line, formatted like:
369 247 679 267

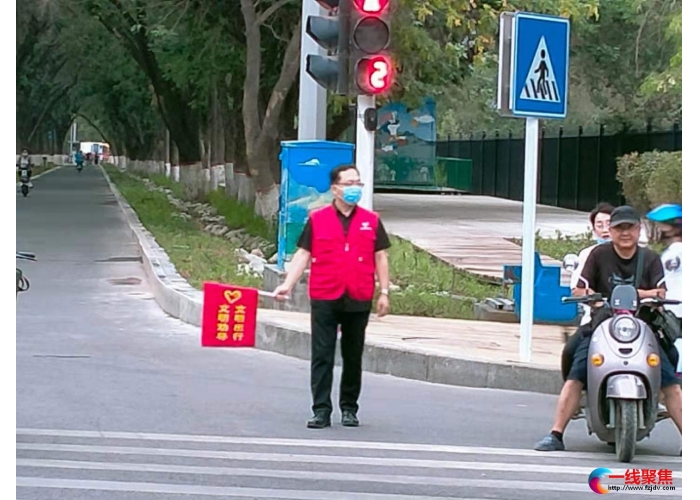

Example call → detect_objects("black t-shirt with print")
577 243 665 298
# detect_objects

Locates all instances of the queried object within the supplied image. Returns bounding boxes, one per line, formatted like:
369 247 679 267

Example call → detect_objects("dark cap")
610 205 640 227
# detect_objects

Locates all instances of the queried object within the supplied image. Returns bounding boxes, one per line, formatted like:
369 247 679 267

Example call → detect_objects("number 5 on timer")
352 0 393 95
356 57 391 94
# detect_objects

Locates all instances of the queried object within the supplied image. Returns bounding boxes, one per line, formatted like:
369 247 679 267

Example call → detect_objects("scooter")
18 165 31 197
561 256 680 463
16 251 37 300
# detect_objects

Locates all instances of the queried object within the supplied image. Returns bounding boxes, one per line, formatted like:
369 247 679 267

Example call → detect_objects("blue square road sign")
511 12 570 119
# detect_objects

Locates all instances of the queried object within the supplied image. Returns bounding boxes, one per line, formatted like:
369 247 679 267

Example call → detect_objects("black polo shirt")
297 204 391 312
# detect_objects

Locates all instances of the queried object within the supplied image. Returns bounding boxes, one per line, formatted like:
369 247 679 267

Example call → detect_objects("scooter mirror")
562 253 579 272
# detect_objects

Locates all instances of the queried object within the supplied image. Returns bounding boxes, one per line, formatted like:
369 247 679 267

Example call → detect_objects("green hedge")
617 150 682 213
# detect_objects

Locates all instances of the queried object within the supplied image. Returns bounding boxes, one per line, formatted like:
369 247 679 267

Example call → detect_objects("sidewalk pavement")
375 193 591 239
102 166 566 396
375 194 590 284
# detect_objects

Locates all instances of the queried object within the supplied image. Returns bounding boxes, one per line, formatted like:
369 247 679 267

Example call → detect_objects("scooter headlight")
610 316 640 343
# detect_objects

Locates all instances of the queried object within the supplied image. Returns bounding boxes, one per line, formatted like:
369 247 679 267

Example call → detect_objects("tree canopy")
16 0 681 215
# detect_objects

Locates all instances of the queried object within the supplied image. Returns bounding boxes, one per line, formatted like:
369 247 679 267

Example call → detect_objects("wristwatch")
380 289 389 296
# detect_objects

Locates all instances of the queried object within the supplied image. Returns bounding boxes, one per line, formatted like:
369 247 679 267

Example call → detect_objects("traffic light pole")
298 0 328 140
355 94 375 211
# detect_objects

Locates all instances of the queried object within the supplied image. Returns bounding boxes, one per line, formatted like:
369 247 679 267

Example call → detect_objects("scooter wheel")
21 185 29 197
615 400 638 463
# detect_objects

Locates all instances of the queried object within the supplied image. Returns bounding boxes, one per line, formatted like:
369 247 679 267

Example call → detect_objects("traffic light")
350 0 393 95
305 0 351 94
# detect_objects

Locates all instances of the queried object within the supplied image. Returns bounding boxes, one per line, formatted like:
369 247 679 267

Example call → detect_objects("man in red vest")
273 164 391 429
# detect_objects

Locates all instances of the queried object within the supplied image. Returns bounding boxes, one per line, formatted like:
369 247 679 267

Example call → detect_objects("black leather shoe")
341 410 359 427
307 413 331 429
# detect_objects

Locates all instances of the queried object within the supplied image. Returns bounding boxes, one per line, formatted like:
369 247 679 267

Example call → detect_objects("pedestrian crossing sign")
510 12 570 119
519 37 560 103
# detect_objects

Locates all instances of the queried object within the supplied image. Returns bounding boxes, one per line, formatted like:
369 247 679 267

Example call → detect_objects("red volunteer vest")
308 204 378 301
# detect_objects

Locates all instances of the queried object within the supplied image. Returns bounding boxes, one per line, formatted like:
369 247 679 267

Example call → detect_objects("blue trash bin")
504 252 579 325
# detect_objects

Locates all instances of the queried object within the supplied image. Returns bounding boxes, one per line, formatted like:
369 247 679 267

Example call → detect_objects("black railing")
436 124 682 211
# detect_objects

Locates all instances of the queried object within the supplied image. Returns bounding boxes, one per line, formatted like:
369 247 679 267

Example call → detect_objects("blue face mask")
342 186 363 205
596 237 610 244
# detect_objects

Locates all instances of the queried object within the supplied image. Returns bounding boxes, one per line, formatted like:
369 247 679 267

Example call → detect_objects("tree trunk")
180 161 203 200
165 128 171 177
171 141 180 182
222 84 239 200
212 90 226 193
207 82 223 192
248 139 279 218
223 105 237 199
240 0 301 218
234 117 255 205
224 121 238 200
201 129 211 195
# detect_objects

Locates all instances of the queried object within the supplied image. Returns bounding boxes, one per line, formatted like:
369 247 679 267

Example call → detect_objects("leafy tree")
16 0 681 220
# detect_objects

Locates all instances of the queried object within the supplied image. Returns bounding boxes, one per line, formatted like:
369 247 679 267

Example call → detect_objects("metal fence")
435 124 682 211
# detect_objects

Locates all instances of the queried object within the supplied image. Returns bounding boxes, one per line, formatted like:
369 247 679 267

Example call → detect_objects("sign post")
498 12 570 362
356 94 376 210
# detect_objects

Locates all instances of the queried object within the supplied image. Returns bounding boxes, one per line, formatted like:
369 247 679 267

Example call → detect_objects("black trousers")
310 302 370 415
560 310 606 381
561 330 582 381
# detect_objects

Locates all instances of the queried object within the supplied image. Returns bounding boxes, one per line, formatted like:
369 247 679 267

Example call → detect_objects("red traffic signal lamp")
350 0 392 95
355 56 392 94
354 0 389 14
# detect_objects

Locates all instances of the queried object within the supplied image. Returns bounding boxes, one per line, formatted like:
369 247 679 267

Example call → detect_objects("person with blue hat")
646 204 682 316
646 204 682 374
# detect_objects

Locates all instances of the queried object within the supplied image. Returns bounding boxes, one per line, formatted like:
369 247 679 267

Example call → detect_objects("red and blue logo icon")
589 467 611 494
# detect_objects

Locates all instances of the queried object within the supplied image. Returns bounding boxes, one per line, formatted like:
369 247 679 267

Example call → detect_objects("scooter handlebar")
561 293 604 304
640 297 682 306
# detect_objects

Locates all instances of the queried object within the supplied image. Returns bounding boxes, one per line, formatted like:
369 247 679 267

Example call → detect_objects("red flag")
201 282 258 348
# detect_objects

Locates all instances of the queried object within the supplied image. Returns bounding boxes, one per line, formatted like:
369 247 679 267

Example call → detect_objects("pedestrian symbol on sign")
520 37 560 103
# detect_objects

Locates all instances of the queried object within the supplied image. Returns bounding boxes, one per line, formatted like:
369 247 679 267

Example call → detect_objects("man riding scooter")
534 206 682 455
17 149 34 188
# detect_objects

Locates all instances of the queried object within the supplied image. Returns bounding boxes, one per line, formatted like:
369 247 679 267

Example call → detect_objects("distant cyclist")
75 150 84 170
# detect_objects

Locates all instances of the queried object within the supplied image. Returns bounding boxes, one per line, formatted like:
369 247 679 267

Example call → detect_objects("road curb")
99 165 563 395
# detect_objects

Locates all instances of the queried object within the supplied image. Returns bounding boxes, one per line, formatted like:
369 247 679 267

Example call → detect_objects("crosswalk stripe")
15 477 503 500
15 459 682 496
16 427 682 464
15 442 683 479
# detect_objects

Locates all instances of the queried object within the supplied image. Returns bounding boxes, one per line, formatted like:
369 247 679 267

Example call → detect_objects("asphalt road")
16 166 682 499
